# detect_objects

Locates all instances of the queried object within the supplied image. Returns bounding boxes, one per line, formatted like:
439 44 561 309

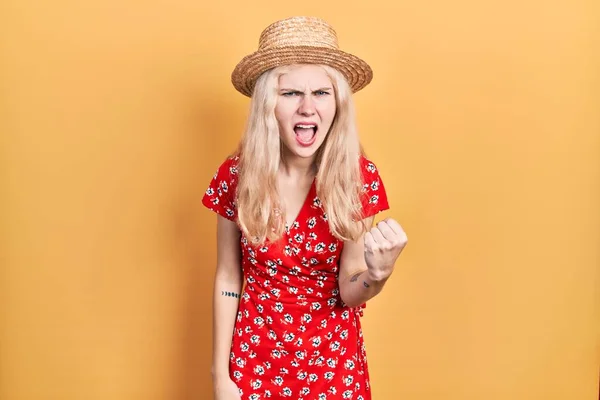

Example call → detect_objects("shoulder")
359 154 381 176
202 154 240 220
358 154 389 216
213 154 240 180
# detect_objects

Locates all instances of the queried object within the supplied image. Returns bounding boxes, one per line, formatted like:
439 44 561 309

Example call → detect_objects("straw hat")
231 16 373 97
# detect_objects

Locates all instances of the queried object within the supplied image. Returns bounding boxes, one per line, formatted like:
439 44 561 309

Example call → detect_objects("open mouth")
294 124 318 146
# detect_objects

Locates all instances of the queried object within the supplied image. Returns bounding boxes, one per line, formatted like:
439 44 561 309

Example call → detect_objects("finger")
376 220 396 241
369 226 387 245
364 231 376 251
384 218 404 236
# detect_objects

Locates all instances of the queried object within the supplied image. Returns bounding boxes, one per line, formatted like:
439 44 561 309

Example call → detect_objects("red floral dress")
202 155 389 400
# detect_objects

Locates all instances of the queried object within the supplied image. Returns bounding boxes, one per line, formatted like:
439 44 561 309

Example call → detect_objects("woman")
203 16 408 400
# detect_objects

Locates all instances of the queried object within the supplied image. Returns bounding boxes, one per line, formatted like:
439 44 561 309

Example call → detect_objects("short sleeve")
201 156 239 221
359 156 390 218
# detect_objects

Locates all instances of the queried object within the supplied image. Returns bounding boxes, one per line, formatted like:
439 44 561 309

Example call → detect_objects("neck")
279 151 317 179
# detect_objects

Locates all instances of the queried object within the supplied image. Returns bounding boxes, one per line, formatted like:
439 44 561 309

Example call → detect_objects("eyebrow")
279 87 333 92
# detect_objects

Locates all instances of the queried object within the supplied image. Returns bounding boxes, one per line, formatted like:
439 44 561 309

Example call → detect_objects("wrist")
366 269 390 284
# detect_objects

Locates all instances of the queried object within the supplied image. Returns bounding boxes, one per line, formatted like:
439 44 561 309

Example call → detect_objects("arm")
339 217 408 308
339 216 384 308
211 215 243 383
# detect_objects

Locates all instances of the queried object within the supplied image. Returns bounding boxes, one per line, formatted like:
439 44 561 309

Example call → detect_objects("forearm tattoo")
221 291 240 299
349 273 370 289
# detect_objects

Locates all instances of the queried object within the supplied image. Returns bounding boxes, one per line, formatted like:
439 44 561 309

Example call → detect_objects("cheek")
274 102 294 128
321 102 337 124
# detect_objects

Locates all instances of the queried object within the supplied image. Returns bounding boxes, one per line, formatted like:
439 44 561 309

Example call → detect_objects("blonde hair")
235 64 367 245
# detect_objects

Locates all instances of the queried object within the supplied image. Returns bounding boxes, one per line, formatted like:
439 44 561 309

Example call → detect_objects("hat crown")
258 16 339 51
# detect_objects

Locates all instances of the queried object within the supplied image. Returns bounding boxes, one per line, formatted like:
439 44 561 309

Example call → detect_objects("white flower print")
271 350 282 359
284 333 295 342
284 245 293 256
272 376 284 386
311 336 322 347
251 379 263 389
345 359 356 370
220 180 229 193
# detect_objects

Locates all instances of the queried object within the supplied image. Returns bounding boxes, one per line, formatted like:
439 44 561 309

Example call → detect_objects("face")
274 65 337 161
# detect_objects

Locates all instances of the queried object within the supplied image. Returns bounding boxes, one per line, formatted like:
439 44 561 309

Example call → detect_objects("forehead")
278 65 332 88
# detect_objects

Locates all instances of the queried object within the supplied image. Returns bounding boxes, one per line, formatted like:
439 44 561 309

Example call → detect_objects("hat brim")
231 46 373 97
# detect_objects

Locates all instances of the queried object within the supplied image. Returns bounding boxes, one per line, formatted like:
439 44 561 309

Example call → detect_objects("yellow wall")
1 0 598 399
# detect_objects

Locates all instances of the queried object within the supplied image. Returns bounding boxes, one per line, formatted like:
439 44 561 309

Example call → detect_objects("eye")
315 90 330 96
282 91 301 97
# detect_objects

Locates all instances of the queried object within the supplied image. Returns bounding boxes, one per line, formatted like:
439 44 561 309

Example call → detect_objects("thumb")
364 231 376 253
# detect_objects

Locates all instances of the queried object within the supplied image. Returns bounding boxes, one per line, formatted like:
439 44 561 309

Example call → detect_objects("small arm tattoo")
363 281 370 288
350 273 361 282
221 291 240 299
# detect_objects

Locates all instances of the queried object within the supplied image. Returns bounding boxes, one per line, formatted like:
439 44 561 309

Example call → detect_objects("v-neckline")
284 178 316 232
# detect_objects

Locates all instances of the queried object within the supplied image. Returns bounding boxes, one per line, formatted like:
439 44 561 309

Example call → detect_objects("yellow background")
1 0 599 399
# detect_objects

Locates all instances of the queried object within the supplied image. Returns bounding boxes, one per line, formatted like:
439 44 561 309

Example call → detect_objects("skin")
212 65 407 400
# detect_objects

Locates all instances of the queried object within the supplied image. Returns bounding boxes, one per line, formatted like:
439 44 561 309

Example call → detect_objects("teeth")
296 124 316 129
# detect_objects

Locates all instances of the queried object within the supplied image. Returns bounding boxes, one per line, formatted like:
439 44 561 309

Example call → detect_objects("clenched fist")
364 218 407 282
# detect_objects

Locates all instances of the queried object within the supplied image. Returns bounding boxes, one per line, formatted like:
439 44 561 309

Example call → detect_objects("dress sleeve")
201 156 238 221
359 156 390 219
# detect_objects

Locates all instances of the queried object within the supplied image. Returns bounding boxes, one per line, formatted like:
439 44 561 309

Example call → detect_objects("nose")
298 95 316 116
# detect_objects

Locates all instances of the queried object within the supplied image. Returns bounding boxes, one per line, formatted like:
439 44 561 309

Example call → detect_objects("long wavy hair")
234 64 368 245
